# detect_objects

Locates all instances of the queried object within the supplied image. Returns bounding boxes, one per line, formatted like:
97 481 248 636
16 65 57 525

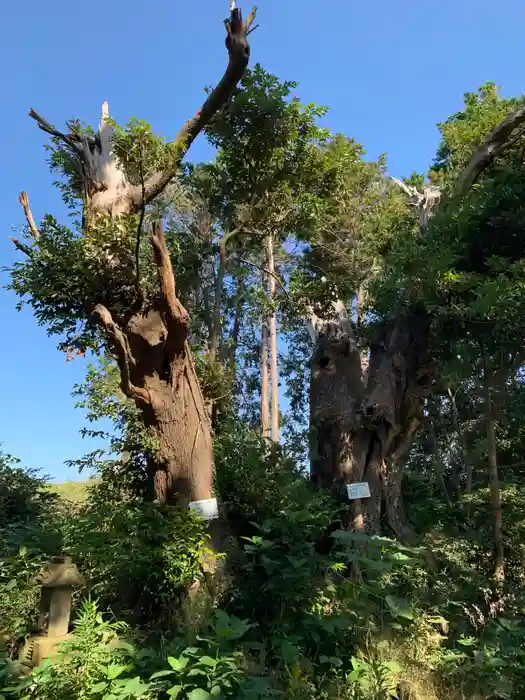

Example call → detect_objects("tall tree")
8 6 257 505
197 65 331 438
304 84 525 539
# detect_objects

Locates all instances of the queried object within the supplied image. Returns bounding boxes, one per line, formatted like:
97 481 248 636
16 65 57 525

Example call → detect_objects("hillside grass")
47 480 95 503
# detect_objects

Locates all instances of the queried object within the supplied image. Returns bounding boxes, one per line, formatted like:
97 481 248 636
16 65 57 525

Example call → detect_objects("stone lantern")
19 556 85 671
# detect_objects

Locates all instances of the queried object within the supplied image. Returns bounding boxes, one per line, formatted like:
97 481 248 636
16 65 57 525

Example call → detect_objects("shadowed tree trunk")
267 234 280 442
308 303 433 539
260 270 270 438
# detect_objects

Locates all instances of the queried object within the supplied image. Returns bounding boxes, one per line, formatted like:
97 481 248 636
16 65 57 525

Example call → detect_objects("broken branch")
150 222 189 353
18 191 40 239
137 5 256 207
457 104 525 196
92 303 150 404
10 237 33 257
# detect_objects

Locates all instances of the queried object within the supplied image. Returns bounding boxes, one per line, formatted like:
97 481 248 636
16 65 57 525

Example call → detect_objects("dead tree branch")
150 222 189 355
457 105 525 196
28 5 257 218
135 5 257 208
9 237 33 257
93 303 150 404
18 192 40 239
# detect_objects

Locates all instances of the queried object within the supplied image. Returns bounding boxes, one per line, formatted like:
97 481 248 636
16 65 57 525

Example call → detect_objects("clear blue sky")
1 0 523 481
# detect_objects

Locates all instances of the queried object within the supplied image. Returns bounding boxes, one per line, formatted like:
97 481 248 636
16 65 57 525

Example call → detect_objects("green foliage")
0 455 65 653
0 603 274 700
8 50 525 700
62 486 208 627
67 358 155 498
0 452 55 529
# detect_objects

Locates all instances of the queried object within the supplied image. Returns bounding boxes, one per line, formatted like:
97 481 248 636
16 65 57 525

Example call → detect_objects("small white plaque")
346 482 371 500
189 498 219 521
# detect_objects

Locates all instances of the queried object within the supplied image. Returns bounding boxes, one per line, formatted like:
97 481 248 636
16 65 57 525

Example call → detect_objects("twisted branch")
150 222 189 356
457 104 525 196
92 304 150 405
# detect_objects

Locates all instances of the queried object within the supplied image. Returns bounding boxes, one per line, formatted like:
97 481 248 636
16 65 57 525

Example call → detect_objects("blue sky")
1 0 523 482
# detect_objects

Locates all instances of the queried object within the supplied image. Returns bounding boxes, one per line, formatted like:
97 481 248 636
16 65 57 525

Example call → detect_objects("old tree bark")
17 6 257 505
309 303 433 539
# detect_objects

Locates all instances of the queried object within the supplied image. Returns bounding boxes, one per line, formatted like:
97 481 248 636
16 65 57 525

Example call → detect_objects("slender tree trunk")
266 235 279 442
260 271 270 438
429 421 453 508
229 277 244 378
482 352 505 591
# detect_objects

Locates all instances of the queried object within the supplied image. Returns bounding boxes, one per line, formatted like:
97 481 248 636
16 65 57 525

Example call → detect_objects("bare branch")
235 255 292 304
29 108 86 154
457 104 525 196
18 191 40 239
150 222 189 353
9 237 33 257
92 304 150 405
391 177 441 230
136 5 256 207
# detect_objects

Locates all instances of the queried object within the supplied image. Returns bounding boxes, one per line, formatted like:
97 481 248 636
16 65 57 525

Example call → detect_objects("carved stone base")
19 632 70 671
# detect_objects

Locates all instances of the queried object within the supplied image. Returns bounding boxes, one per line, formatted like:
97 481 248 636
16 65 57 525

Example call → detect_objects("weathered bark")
94 223 213 504
309 302 433 539
267 235 280 443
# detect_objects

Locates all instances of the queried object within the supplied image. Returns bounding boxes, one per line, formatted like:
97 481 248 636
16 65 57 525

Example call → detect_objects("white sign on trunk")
346 482 371 500
189 498 219 521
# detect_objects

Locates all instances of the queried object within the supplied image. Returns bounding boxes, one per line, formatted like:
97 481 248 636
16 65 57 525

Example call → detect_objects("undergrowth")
2 432 525 699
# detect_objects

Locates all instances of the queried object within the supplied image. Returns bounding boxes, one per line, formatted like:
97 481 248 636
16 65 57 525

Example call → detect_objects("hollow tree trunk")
309 303 433 539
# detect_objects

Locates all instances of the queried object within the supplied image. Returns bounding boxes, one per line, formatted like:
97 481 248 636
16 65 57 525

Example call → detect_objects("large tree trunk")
309 303 433 539
130 332 213 504
94 223 213 505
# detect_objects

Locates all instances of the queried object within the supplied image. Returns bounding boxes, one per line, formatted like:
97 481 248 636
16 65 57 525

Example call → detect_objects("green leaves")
384 595 414 621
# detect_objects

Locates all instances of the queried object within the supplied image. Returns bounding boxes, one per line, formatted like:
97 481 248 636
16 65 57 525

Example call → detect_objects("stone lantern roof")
33 555 85 588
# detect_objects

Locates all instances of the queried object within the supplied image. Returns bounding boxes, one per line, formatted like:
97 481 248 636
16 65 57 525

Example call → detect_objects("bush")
62 483 210 628
0 602 276 700
0 452 56 530
0 454 65 654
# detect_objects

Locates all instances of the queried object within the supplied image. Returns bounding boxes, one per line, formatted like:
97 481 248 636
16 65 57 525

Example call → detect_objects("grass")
47 480 95 503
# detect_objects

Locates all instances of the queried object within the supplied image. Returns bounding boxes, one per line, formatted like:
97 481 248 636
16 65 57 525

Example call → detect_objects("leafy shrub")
214 419 336 535
0 455 65 654
0 452 56 530
0 603 275 700
62 484 210 628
